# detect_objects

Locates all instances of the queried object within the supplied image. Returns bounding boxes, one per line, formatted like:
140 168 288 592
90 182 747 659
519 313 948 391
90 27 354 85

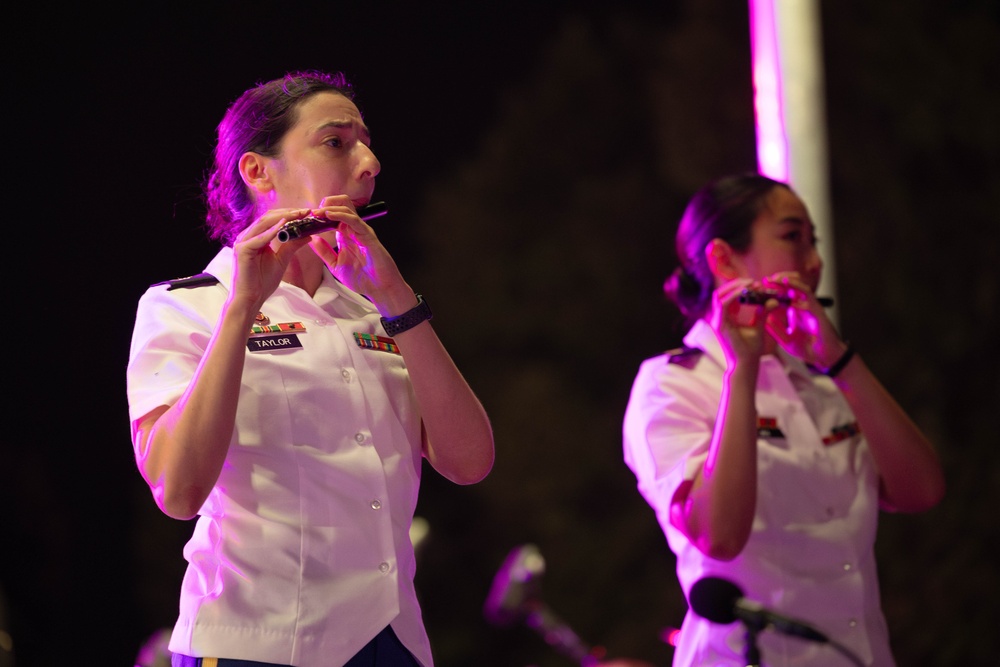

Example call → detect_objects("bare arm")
134 293 260 519
133 209 313 519
674 358 760 560
829 351 945 512
307 197 494 485
671 279 769 560
764 272 945 513
376 290 494 484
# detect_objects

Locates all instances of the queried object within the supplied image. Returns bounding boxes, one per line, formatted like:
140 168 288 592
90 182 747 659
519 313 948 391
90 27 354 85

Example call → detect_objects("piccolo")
277 201 388 243
738 288 835 308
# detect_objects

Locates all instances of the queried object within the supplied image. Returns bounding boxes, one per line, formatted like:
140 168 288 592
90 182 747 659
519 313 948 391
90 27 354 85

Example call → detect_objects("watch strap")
380 294 432 336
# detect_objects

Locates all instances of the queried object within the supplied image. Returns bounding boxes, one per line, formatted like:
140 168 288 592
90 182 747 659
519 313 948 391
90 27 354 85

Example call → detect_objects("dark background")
4 1 998 666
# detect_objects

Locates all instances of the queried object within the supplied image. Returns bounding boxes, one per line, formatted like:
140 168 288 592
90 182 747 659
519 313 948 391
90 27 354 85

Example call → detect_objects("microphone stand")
740 616 764 667
737 616 865 667
829 639 866 667
522 600 600 666
484 544 602 667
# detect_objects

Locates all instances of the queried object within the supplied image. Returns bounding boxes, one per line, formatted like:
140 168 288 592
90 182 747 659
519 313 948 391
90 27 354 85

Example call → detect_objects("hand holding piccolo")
738 288 834 308
277 201 388 242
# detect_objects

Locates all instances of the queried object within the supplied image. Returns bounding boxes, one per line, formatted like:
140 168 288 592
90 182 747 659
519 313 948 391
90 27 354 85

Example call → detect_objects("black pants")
170 626 421 667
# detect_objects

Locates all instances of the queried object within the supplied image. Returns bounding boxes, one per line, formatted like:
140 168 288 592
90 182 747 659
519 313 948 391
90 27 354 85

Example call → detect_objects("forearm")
832 353 945 512
141 296 258 518
683 360 760 559
391 320 494 485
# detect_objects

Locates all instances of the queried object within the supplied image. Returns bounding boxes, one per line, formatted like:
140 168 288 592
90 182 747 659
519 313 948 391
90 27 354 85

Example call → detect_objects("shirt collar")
683 318 817 380
203 246 375 313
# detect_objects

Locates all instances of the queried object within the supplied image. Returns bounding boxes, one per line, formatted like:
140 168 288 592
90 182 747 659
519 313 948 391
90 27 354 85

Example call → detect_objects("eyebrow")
315 119 371 143
778 216 814 230
778 217 818 238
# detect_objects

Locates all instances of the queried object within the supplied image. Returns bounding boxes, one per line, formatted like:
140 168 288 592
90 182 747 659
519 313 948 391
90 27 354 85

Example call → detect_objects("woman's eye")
325 137 343 148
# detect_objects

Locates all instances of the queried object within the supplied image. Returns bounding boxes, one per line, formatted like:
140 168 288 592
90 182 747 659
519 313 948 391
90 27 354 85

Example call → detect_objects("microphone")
484 544 601 666
689 576 828 643
277 200 388 242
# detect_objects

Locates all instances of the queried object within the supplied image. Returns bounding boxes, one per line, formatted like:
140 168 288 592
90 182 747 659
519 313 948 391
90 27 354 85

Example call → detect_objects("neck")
282 248 325 297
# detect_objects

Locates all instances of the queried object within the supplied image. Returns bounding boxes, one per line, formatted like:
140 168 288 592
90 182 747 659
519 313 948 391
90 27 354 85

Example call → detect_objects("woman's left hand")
306 194 405 302
762 272 847 370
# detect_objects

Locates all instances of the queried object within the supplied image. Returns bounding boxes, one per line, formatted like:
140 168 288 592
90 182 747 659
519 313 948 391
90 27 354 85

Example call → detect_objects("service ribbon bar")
354 332 400 354
823 421 860 446
756 416 786 439
251 322 307 335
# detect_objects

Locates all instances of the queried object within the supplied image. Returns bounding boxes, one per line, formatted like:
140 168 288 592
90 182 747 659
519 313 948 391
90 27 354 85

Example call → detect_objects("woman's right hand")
230 208 313 309
708 278 774 366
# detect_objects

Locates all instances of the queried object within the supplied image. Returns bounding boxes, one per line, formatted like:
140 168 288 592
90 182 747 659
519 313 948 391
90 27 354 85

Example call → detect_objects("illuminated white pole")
748 0 839 324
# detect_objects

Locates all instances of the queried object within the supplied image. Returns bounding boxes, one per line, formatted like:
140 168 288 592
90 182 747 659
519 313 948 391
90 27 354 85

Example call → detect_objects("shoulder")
629 345 712 404
135 270 225 328
632 346 707 385
664 345 705 370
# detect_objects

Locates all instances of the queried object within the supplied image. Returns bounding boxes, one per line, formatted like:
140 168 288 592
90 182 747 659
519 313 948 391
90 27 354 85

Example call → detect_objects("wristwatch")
380 294 433 336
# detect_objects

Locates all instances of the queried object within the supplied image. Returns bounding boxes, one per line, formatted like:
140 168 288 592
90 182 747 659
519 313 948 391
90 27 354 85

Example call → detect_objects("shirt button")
355 433 366 443
371 499 382 510
842 562 852 571
341 369 352 382
379 562 390 574
848 619 858 628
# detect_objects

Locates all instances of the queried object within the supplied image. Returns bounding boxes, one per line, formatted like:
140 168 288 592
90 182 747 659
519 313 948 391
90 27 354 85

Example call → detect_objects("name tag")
757 416 786 439
247 334 303 352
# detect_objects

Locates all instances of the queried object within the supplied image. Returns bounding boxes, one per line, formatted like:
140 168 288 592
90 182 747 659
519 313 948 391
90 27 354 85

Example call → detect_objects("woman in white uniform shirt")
623 173 944 666
127 70 494 667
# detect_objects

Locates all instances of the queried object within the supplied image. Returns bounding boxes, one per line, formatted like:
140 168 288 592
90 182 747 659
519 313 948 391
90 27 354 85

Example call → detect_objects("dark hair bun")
663 265 703 318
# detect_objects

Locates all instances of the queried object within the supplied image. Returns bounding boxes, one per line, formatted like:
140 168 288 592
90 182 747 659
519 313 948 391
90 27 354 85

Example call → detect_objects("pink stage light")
748 0 788 181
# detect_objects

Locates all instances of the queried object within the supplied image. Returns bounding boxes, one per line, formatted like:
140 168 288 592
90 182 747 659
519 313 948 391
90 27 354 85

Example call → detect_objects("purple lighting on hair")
748 0 789 181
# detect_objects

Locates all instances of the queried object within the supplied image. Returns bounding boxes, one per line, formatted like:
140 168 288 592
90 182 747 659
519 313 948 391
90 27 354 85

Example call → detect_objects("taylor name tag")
247 334 303 352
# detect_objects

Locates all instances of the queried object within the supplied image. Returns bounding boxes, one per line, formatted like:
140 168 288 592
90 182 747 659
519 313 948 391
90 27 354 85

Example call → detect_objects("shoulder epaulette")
665 345 703 369
153 272 220 290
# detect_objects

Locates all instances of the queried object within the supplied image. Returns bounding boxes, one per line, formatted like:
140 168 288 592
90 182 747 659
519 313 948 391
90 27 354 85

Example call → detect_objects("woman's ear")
705 238 743 281
238 152 273 194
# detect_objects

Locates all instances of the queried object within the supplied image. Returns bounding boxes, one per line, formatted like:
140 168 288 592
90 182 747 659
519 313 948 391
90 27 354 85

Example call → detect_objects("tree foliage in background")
410 5 754 666
408 3 999 666
821 2 1000 664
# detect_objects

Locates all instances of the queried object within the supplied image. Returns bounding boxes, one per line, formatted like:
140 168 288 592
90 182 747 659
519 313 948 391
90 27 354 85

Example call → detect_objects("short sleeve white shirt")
623 320 894 667
127 247 434 667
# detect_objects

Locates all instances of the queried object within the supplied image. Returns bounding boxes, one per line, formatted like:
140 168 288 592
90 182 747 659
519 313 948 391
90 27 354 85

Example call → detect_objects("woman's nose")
356 144 381 180
806 246 823 277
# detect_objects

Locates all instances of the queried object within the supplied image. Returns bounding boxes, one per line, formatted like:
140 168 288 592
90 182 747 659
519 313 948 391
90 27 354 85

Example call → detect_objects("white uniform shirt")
127 247 434 667
623 320 894 667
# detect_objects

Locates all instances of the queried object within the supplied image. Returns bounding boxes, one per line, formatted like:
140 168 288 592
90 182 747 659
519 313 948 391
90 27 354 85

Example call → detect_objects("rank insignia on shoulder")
666 345 703 369
154 272 220 291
